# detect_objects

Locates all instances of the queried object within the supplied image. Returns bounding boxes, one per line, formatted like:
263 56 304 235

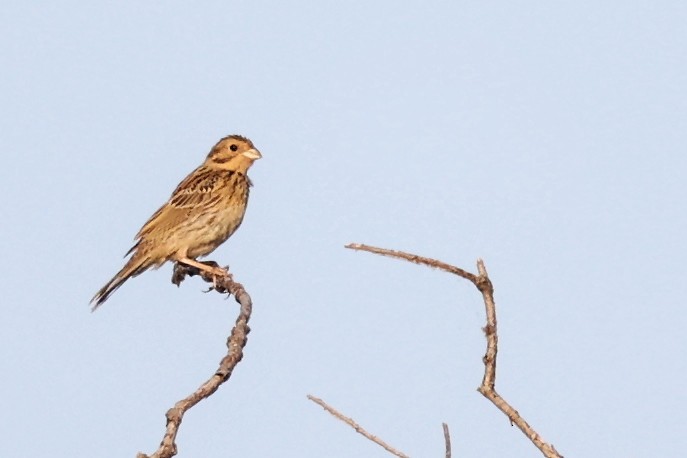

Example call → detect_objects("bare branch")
345 243 477 283
137 262 253 458
442 423 451 458
307 395 410 458
347 243 563 458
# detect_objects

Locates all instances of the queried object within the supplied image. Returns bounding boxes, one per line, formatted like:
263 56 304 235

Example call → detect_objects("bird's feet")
172 259 231 292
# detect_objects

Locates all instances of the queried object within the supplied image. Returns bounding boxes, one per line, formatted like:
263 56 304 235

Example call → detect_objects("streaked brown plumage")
91 135 261 310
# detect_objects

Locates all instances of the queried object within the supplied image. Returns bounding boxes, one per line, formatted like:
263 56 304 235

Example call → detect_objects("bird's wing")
134 166 230 240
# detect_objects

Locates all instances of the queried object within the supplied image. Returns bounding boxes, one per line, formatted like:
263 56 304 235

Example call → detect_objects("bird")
91 134 262 310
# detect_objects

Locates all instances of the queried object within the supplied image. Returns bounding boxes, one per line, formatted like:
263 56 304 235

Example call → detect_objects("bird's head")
205 135 262 173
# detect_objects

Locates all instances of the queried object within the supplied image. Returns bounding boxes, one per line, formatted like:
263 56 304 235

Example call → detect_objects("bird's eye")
230 144 238 152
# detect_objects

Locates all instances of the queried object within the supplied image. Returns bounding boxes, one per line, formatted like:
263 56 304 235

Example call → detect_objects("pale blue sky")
1 1 686 457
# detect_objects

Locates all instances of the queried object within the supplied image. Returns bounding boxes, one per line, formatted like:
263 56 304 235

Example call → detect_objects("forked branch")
345 243 562 458
137 262 253 458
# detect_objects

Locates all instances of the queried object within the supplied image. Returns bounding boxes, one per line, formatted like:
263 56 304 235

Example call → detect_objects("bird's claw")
171 260 232 295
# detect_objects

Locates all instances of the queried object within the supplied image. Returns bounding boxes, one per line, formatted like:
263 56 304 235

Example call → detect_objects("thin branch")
442 423 451 458
137 262 253 458
345 243 477 284
346 243 562 458
307 395 410 458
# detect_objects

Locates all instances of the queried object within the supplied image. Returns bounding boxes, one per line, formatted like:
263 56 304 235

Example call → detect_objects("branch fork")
307 243 562 458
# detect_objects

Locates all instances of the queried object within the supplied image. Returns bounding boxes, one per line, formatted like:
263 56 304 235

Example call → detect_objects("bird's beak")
242 148 262 160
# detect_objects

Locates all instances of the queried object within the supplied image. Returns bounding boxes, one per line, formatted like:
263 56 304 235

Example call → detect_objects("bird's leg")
178 257 227 277
177 257 229 290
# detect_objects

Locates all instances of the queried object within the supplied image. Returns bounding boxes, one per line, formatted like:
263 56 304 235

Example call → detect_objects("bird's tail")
91 250 153 311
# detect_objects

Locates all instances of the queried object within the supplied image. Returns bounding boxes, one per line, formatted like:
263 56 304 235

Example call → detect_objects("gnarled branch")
137 262 252 458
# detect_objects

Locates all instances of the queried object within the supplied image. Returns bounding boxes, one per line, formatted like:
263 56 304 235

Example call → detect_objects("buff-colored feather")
91 135 261 310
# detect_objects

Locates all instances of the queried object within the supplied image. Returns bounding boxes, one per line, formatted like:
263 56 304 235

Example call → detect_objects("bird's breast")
184 181 250 259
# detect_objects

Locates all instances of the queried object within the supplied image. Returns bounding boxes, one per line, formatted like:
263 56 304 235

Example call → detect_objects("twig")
137 262 253 458
442 423 451 458
345 243 477 284
307 395 410 458
346 243 563 458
